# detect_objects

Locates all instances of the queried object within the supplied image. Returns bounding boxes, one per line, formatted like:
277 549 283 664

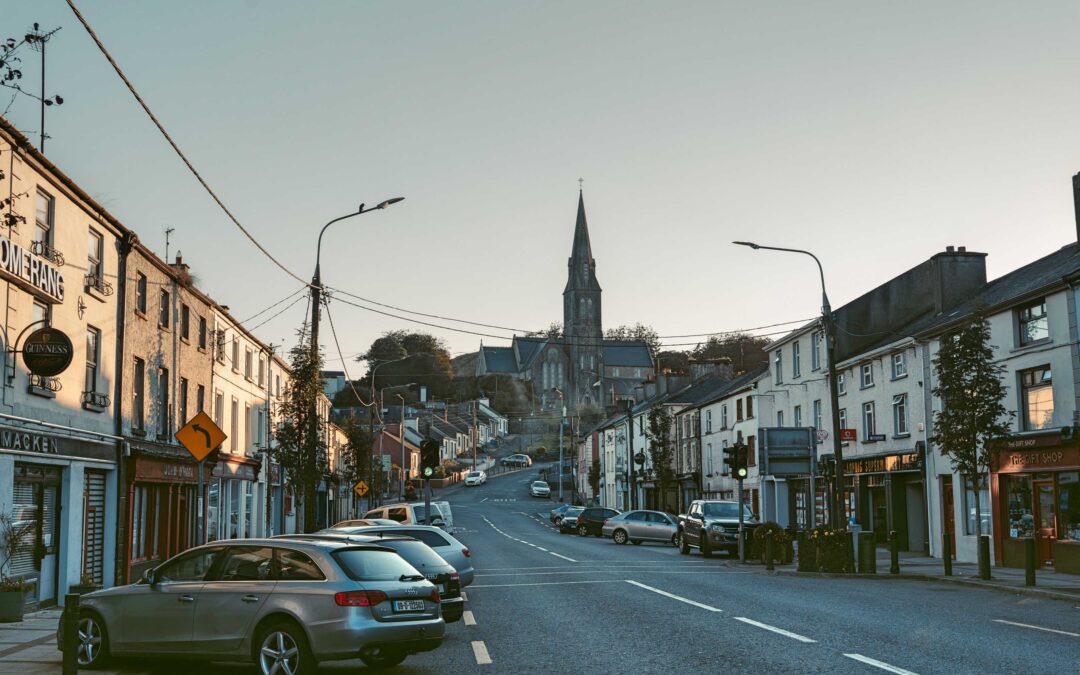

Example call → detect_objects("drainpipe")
113 231 137 584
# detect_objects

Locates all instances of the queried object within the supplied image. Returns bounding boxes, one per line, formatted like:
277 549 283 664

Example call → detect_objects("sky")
3 1 1080 375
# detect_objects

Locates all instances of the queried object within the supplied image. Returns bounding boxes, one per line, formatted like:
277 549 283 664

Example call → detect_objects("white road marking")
536 546 548 552
460 592 467 601
843 653 919 675
470 579 626 588
471 640 492 665
733 617 816 643
479 497 488 502
463 610 476 626
549 552 578 562
992 619 1079 637
624 580 722 612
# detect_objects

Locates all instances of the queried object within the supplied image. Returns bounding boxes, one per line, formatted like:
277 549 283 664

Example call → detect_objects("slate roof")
602 341 653 367
481 346 518 373
686 365 770 410
514 337 547 368
666 376 736 407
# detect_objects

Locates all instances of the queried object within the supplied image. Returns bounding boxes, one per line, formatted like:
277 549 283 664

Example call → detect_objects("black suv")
575 507 621 537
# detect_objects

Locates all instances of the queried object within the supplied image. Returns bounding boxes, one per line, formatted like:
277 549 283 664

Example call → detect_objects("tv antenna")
165 227 175 263
25 23 62 153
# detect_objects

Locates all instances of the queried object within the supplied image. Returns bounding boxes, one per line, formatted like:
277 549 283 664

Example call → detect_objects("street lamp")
552 388 567 502
732 241 846 529
396 392 408 501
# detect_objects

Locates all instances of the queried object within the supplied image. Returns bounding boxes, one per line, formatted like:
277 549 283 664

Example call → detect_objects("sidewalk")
0 608 64 674
745 546 1080 602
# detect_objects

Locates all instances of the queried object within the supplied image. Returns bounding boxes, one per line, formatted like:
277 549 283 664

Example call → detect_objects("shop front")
207 454 262 541
991 429 1080 574
842 447 927 551
124 448 211 583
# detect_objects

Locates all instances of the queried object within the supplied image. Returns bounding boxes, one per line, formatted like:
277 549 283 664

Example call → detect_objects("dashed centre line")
482 515 578 563
992 619 1079 637
463 610 476 626
624 580 723 612
733 617 816 643
843 653 920 675
471 640 492 665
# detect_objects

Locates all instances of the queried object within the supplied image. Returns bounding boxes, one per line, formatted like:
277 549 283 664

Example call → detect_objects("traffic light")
420 440 440 480
733 443 749 480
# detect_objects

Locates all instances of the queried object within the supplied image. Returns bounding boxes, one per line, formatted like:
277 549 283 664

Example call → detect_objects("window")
964 476 991 536
276 549 325 580
85 326 100 393
774 350 783 384
196 384 205 413
839 408 847 438
811 331 822 370
639 415 645 434
245 349 253 380
32 299 50 327
892 353 907 379
156 546 221 582
1017 299 1048 346
746 435 756 466
793 405 802 427
1005 475 1034 538
133 358 145 430
214 391 224 428
180 304 190 341
87 229 103 283
256 408 265 447
245 404 252 450
1058 471 1080 543
792 341 801 378
34 189 53 245
159 290 170 328
231 398 239 452
1020 366 1053 430
158 367 170 437
216 546 273 581
736 399 744 421
893 394 908 436
258 358 265 387
198 316 207 350
232 339 239 372
777 410 784 426
813 400 822 436
135 272 147 314
837 373 846 396
721 404 728 429
746 396 754 418
862 402 875 439
705 410 712 433
275 375 281 398
860 363 874 388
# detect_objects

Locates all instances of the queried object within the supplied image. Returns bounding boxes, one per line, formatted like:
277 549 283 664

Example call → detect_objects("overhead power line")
240 285 309 325
322 297 373 407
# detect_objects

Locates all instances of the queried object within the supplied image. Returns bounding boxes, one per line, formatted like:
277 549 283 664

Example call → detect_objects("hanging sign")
22 327 74 376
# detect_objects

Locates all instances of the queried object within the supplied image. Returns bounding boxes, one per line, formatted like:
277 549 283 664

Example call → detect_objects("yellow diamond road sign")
353 481 369 497
175 410 227 462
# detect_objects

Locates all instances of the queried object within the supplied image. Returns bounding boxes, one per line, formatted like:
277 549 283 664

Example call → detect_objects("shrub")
798 526 853 573
750 522 793 564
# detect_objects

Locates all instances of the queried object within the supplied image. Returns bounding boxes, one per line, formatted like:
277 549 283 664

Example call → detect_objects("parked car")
575 507 621 537
291 533 464 623
549 504 573 524
557 507 585 533
500 454 533 467
61 538 444 672
331 518 399 528
464 470 487 486
326 524 474 587
530 481 551 498
365 502 452 530
602 510 679 545
676 500 758 557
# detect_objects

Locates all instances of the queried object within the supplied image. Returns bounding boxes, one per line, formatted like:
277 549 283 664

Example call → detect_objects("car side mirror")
141 569 157 586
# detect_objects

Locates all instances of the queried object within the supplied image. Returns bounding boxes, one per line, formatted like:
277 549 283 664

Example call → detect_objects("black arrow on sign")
192 424 213 448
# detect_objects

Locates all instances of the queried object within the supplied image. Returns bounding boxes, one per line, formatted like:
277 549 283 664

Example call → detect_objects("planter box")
0 590 26 623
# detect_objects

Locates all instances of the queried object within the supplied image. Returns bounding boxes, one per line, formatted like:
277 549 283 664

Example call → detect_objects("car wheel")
677 531 690 555
612 529 628 545
256 619 314 675
360 647 408 669
76 612 110 669
670 534 678 547
577 524 588 536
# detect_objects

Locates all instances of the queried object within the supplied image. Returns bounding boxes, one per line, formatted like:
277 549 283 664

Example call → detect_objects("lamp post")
553 388 566 501
733 241 845 529
396 393 408 501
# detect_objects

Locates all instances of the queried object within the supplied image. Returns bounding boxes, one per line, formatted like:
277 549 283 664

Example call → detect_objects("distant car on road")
465 470 487 486
501 454 533 467
602 510 678 545
575 507 621 537
558 507 585 533
530 481 551 498
549 503 573 524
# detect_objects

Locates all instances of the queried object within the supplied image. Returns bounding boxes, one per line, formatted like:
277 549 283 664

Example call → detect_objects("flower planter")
0 590 26 623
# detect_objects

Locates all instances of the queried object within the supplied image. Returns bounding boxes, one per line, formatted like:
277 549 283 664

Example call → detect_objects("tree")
605 323 661 355
357 331 454 402
645 407 676 512
929 314 1013 550
655 350 690 375
270 339 326 533
691 333 769 374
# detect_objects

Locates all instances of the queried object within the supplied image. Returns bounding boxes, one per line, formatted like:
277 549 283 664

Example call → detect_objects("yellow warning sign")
175 411 227 462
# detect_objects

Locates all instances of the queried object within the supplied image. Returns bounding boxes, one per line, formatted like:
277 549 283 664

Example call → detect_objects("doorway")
1033 481 1056 566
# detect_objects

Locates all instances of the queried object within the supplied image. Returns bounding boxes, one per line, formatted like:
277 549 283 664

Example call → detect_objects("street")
10 466 1073 675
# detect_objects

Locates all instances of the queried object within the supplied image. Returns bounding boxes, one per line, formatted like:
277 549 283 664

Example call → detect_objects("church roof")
602 340 653 367
481 346 517 373
513 336 547 368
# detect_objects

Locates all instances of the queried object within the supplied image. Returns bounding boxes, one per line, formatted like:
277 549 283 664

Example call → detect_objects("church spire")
565 188 600 292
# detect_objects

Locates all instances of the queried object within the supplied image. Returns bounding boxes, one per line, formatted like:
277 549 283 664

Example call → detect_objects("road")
103 464 1079 673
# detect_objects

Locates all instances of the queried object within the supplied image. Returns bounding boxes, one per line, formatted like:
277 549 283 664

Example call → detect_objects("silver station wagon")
61 538 445 673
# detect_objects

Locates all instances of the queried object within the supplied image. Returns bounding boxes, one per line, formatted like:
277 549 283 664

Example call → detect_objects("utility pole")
625 400 636 511
472 400 478 466
558 406 566 502
264 344 275 536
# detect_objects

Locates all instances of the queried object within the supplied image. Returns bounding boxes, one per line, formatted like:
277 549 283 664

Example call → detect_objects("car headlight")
709 523 723 531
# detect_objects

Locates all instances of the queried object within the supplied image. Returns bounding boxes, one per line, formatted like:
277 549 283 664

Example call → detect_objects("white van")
366 502 451 530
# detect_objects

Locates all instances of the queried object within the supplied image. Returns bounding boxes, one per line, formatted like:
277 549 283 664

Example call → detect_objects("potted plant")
0 513 34 623
71 572 101 596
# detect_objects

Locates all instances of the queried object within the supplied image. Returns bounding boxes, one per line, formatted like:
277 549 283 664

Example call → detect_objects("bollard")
942 532 952 576
62 593 80 675
765 532 775 571
1024 538 1036 587
889 530 900 575
858 532 876 574
978 535 992 580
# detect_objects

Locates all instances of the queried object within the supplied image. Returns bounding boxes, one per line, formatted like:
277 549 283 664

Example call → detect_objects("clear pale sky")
3 1 1079 373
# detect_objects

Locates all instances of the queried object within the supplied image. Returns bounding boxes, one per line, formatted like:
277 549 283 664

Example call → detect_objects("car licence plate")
393 600 426 612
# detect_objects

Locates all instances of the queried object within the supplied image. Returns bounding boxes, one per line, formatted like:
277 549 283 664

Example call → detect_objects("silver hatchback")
60 538 445 672
602 510 679 545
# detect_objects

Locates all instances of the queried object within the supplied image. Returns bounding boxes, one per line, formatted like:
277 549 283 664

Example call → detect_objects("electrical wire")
65 0 311 288
247 293 308 333
239 285 309 325
322 296 373 407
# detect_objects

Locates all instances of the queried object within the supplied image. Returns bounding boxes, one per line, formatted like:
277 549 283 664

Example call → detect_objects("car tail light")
334 590 388 607
430 587 441 603
462 548 470 558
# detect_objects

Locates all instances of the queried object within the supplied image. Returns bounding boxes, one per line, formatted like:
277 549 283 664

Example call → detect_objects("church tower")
563 189 603 407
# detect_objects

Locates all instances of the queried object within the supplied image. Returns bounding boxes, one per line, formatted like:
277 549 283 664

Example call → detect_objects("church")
475 190 654 411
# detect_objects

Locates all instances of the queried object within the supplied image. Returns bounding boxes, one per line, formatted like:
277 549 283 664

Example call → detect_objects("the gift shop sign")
22 327 74 377
0 233 65 303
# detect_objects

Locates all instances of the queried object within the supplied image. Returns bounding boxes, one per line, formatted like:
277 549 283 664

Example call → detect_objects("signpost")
840 428 858 442
760 427 817 529
353 480 369 498
175 410 227 544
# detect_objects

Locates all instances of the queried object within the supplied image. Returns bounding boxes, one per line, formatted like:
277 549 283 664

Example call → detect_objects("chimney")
1073 172 1080 242
930 245 987 314
688 357 733 382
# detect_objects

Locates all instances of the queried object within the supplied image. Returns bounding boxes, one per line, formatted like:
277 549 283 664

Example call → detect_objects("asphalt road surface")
105 464 1080 673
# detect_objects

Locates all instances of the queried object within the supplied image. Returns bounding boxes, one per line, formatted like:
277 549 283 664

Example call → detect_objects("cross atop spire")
578 177 584 191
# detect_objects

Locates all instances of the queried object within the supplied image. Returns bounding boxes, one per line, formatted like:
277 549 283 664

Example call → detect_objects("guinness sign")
22 327 74 377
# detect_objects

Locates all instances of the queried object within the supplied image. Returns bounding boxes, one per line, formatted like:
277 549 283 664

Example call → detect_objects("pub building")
829 445 930 551
990 428 1080 574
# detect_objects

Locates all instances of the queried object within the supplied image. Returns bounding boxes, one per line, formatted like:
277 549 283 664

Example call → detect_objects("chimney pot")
945 246 955 253
958 246 966 253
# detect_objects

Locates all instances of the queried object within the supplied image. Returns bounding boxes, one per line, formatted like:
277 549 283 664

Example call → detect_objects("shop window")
9 464 61 579
1020 366 1053 431
1017 298 1048 346
130 484 162 562
1006 475 1034 539
1060 471 1080 543
963 476 991 536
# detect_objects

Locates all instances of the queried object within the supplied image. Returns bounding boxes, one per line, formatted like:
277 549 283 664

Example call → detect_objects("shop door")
1033 481 1056 566
941 475 956 557
82 470 107 585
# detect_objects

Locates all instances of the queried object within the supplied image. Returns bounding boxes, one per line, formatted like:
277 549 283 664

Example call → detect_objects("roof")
687 365 770 409
602 341 653 367
481 346 518 373
666 376 734 407
514 336 547 368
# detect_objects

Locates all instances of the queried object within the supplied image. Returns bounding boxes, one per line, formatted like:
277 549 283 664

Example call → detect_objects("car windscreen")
702 503 754 519
468 472 481 478
375 539 450 570
565 507 584 515
332 548 423 581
